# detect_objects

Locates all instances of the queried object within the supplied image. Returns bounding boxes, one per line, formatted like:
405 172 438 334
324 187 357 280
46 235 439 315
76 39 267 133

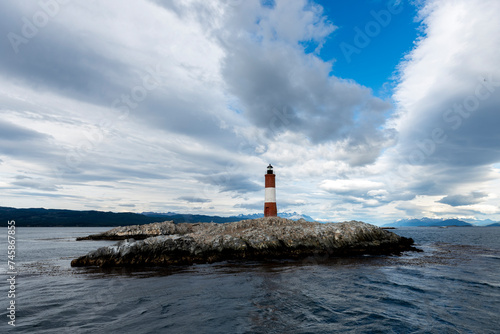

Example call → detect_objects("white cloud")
368 0 500 219
392 0 500 167
320 179 384 195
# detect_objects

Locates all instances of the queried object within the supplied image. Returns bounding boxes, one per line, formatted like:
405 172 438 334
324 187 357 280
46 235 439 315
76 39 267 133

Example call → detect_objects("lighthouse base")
264 202 277 217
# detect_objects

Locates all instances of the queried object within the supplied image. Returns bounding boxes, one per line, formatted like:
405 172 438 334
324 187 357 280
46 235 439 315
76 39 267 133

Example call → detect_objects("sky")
1 0 500 225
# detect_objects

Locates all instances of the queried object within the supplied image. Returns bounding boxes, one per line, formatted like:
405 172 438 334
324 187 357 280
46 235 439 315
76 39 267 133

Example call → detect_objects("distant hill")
386 218 473 227
462 218 500 226
487 222 500 227
1 207 315 227
1 207 160 227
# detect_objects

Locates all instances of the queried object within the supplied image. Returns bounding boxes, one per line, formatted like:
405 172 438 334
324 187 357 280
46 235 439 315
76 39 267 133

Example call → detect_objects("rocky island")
71 217 419 267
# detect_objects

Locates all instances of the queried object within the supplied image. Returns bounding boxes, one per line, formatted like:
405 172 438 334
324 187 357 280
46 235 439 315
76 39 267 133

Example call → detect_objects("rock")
75 221 213 240
71 217 419 267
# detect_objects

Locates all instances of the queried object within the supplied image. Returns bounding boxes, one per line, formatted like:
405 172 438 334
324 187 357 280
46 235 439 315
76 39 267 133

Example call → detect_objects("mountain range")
384 217 500 227
0 207 159 227
2 207 498 227
461 218 500 226
0 207 314 227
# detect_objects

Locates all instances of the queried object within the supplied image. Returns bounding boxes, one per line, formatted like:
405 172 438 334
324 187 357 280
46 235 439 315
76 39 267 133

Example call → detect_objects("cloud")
372 0 500 219
218 0 394 164
0 2 132 105
233 202 262 210
320 179 384 196
0 119 48 141
392 0 500 169
197 173 261 194
177 196 211 203
11 180 59 192
119 203 136 208
12 191 82 199
438 192 488 207
0 119 58 161
0 0 238 153
0 0 499 224
395 201 426 217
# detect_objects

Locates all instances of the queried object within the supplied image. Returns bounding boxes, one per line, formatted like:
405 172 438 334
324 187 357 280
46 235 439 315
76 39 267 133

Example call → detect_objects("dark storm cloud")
438 192 488 207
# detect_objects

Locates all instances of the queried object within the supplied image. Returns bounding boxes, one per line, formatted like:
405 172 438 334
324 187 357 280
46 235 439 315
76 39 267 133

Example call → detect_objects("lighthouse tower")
264 164 278 217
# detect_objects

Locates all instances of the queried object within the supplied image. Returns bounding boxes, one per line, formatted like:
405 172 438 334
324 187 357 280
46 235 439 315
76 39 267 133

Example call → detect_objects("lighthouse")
264 164 278 217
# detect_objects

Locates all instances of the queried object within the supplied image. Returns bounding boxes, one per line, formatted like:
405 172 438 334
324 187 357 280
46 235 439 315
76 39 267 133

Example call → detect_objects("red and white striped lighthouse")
264 164 278 217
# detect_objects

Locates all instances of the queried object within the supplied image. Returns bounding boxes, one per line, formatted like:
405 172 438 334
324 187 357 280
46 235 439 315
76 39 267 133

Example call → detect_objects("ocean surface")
1 226 499 333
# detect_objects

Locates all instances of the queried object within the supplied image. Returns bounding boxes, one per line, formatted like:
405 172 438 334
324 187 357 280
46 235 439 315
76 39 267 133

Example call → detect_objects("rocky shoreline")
71 217 419 267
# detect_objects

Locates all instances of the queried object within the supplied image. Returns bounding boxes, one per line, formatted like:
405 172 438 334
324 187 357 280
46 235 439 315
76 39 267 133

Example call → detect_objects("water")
1 226 499 333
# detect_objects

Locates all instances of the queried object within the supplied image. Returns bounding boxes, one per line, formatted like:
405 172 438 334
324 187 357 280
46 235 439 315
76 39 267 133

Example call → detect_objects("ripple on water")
3 227 500 334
